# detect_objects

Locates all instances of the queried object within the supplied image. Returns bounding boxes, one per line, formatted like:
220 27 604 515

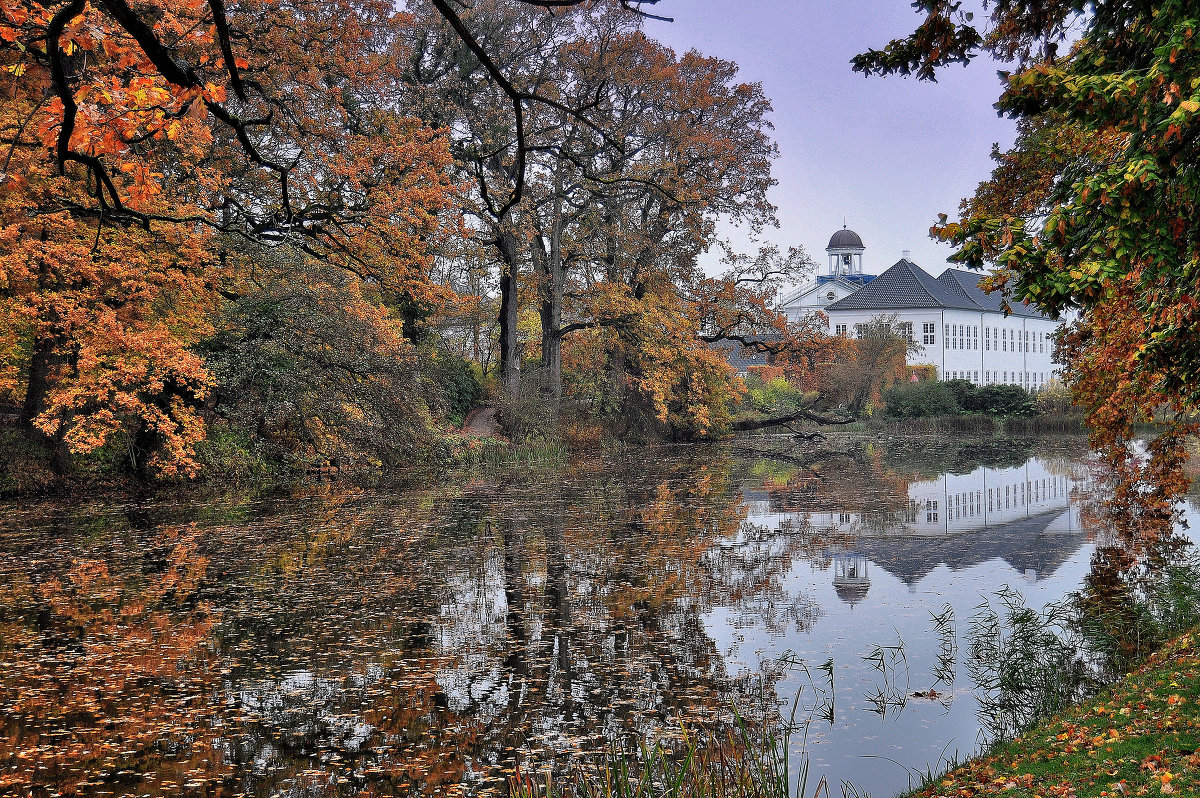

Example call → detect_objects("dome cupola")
826 223 865 276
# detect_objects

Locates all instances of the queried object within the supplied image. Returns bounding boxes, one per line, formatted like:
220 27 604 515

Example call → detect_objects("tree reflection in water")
1075 433 1200 679
0 451 824 796
2 438 1198 797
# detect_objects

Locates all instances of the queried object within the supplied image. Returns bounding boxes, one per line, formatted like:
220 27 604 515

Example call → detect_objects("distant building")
773 224 1071 389
708 335 781 378
822 258 1065 390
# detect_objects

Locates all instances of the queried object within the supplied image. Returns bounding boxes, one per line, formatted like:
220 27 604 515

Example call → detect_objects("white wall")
823 307 1066 389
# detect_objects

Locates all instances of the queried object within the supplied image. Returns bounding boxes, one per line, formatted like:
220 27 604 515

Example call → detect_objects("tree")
399 2 816 436
855 0 1200 460
817 315 915 415
1 0 457 474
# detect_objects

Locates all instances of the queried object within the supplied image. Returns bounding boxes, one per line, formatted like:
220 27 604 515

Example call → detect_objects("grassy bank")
902 629 1200 798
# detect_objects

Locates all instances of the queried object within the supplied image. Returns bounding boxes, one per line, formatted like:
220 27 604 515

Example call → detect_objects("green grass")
900 629 1200 798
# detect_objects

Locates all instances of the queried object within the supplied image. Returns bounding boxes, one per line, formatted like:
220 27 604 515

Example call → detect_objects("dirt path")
461 405 499 437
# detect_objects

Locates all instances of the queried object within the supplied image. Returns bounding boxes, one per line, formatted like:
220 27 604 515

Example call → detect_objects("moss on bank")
903 630 1200 798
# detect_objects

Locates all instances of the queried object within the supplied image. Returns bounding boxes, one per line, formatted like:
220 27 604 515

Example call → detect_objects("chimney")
902 249 911 260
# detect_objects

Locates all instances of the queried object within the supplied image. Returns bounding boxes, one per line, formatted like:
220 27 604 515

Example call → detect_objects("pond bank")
900 628 1200 798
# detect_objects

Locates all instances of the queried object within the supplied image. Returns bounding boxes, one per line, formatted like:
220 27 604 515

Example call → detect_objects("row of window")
946 370 1056 389
944 324 1050 353
835 322 917 340
921 476 1068 523
833 321 1053 355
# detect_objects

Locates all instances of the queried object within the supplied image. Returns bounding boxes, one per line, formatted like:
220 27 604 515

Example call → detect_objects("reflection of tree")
1073 440 1197 678
0 525 230 795
2 449 820 796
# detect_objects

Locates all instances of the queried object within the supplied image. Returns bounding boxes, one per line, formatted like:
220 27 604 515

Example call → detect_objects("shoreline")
897 630 1200 798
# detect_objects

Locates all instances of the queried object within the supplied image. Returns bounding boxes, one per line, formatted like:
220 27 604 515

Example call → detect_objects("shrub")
1035 378 1076 414
884 380 960 417
747 376 808 414
430 351 482 425
978 384 1037 417
944 378 984 412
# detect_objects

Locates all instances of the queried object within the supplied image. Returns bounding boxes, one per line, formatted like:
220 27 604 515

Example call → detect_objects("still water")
0 435 1178 797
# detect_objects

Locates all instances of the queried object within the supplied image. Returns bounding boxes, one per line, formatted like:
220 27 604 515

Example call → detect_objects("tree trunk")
535 219 565 408
19 332 72 471
496 229 521 394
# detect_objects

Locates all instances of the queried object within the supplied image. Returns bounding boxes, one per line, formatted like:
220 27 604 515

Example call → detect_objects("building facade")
821 258 1066 390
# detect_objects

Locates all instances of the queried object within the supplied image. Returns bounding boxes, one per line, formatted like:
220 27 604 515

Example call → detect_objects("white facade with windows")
819 258 1068 389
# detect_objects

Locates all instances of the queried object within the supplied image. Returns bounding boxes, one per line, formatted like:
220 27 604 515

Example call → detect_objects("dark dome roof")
833 580 870 605
828 227 864 250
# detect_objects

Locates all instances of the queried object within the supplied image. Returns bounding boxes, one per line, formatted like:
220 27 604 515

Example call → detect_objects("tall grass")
1002 413 1085 434
507 659 861 798
506 717 844 798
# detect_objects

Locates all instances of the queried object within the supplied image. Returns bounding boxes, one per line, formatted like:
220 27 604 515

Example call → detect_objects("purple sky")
643 0 1017 280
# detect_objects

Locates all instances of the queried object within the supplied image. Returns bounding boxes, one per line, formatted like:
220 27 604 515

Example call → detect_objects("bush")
944 379 983 412
884 380 960 417
978 384 1037 416
430 352 482 425
746 376 808 414
494 378 560 444
1035 378 1076 414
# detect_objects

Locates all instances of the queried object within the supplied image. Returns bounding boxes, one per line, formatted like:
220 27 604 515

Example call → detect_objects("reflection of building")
905 460 1075 535
741 456 1090 587
831 550 870 607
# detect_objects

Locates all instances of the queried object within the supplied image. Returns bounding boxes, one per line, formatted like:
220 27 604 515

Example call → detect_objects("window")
905 501 919 523
898 322 913 343
985 327 991 351
1002 329 1007 351
838 512 852 524
853 323 865 338
926 499 939 523
945 324 950 348
923 322 936 345
988 488 993 511
974 371 979 383
835 324 847 336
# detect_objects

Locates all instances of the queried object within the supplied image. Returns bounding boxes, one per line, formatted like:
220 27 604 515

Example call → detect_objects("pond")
0 434 1189 797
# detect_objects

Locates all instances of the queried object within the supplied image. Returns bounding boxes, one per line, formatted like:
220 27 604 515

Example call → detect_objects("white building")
823 258 1067 390
780 226 1070 389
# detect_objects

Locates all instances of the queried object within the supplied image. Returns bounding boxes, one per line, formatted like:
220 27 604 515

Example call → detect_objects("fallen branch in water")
730 408 856 432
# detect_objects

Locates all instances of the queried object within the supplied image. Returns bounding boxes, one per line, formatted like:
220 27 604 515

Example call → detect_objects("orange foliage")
1 0 457 473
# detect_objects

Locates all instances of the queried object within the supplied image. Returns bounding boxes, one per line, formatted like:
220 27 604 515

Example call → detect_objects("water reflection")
0 436 1184 798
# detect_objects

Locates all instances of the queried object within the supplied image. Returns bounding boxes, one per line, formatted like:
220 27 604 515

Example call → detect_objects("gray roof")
827 227 864 250
849 508 1087 585
825 260 1054 318
710 337 776 371
935 268 1047 319
824 259 978 311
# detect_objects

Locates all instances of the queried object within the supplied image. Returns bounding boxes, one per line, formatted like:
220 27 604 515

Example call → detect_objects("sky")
641 0 1018 282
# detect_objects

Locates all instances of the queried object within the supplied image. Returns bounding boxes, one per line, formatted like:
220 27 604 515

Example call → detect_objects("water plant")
506 655 859 798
